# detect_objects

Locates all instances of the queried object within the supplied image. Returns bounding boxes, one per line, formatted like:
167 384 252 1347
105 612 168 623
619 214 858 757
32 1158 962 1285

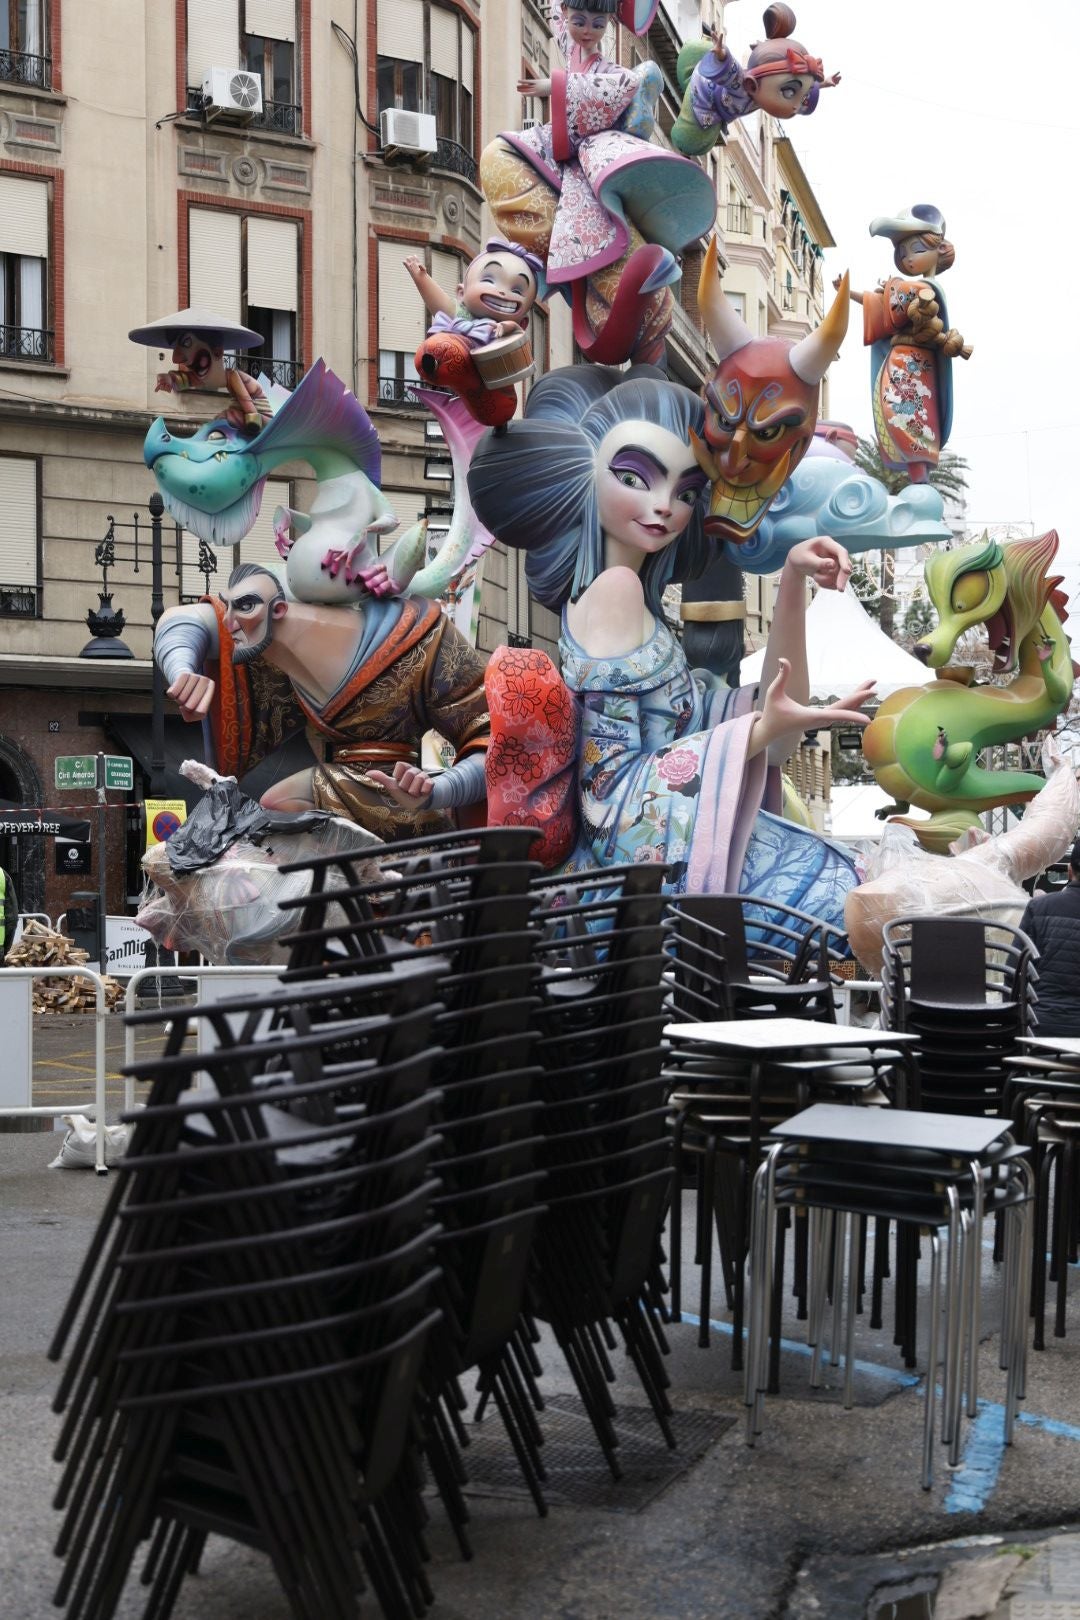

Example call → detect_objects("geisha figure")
480 1 716 366
468 366 874 922
841 204 972 484
404 239 544 428
672 5 840 160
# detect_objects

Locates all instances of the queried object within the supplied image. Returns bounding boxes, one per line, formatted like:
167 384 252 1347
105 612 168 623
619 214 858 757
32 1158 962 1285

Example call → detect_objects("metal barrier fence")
123 966 283 1112
0 966 108 1173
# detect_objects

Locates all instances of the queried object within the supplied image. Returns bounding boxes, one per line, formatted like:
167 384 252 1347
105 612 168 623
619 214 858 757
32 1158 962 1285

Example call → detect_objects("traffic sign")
104 755 134 792
55 755 97 791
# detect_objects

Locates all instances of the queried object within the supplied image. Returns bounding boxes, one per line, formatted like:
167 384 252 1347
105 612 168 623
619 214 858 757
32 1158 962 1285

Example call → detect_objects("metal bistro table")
663 1018 921 1369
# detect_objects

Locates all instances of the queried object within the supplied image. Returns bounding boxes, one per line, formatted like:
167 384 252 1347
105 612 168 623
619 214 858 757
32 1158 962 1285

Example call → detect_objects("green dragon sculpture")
862 529 1076 850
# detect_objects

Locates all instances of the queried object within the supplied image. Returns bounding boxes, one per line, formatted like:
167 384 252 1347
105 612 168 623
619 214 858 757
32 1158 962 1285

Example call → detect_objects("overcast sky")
720 0 1080 557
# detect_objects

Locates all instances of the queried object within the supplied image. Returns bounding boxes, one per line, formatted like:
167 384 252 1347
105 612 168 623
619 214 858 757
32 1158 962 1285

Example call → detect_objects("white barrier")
123 966 283 1112
10 912 52 948
0 966 108 1174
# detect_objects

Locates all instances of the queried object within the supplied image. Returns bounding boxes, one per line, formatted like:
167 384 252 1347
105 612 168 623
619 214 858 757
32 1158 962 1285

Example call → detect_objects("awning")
103 712 317 808
0 805 91 840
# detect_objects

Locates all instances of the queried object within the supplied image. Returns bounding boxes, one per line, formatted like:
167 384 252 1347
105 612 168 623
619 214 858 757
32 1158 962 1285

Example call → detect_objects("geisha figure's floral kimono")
862 277 954 478
483 615 861 934
481 5 715 365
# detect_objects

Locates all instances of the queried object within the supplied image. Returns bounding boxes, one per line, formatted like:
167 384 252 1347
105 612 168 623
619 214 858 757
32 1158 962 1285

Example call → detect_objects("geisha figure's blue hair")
468 365 710 614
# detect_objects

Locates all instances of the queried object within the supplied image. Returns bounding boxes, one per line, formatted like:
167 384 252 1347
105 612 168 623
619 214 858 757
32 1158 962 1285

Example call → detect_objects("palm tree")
853 437 970 639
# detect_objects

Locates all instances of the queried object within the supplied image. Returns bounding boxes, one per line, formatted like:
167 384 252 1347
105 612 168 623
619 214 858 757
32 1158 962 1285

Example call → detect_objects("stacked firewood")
4 921 124 1012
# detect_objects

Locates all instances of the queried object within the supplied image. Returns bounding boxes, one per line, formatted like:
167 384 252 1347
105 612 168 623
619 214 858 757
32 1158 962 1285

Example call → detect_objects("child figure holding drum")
406 239 544 428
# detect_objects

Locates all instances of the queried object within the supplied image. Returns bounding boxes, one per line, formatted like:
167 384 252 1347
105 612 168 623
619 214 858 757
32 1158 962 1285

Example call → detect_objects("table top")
771 1101 1011 1155
1020 1036 1080 1058
663 1016 919 1052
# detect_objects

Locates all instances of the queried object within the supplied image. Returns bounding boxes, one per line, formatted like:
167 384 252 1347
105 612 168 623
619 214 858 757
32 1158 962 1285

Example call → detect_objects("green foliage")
854 437 970 502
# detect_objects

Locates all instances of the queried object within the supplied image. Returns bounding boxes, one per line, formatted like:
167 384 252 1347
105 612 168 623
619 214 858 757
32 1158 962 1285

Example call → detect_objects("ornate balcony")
726 201 752 236
226 352 305 390
185 88 302 137
0 324 54 363
0 47 51 89
377 375 419 410
433 136 478 186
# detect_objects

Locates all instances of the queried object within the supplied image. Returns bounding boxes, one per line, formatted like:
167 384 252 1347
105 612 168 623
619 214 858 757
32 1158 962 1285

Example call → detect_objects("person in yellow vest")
0 865 18 960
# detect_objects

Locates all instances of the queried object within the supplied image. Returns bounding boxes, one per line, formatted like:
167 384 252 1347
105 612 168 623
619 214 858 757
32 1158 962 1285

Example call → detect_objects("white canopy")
739 585 937 700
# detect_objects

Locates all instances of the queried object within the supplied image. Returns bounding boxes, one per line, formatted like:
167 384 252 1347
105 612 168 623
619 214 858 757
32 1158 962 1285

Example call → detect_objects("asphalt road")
5 1125 1080 1620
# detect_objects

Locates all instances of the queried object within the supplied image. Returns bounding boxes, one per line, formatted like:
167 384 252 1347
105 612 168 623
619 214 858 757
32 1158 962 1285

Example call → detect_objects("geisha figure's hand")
784 536 853 593
518 76 552 97
711 30 728 59
822 72 841 88
749 659 874 759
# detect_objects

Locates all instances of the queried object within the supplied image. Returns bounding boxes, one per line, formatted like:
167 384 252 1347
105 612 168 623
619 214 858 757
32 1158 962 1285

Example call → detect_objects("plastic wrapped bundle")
136 766 383 965
845 740 1079 976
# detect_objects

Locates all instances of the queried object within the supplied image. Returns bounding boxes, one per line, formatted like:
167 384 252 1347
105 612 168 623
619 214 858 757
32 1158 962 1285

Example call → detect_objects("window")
377 239 426 409
187 0 300 135
0 0 50 88
724 290 746 323
187 207 303 388
0 454 40 618
376 0 477 159
0 175 50 363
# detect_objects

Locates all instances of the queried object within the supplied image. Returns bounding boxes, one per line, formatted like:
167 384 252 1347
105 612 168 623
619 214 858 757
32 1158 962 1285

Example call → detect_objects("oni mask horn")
788 272 851 386
697 236 753 362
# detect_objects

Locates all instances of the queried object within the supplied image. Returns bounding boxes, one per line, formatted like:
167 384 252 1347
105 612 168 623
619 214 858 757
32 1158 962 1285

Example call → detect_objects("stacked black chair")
48 964 447 1620
881 916 1038 1115
516 864 676 1479
278 826 552 1551
665 893 841 1023
1004 1048 1080 1347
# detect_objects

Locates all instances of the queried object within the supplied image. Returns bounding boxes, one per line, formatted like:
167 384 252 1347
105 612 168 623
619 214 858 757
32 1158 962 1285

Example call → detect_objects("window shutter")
187 0 241 83
247 216 299 311
0 458 37 589
244 0 295 41
0 176 48 258
380 491 425 547
188 209 242 321
239 479 292 573
377 0 423 62
431 251 461 303
429 5 458 76
462 26 474 92
378 241 426 351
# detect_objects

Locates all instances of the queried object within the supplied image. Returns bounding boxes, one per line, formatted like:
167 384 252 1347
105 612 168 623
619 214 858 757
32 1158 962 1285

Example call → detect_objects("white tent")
739 585 937 700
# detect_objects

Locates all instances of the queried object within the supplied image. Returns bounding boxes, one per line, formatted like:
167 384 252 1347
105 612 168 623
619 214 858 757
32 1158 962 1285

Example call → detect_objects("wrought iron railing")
0 325 53 363
186 88 302 136
377 375 419 409
434 136 478 185
251 99 302 135
0 48 51 89
726 201 751 235
226 352 305 390
0 582 40 619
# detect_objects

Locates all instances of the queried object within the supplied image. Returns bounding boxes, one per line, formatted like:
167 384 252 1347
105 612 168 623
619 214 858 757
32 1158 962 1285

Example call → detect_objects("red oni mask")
691 239 850 543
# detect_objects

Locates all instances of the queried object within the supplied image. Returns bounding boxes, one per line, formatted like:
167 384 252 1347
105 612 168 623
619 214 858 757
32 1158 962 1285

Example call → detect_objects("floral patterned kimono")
480 6 715 364
549 613 860 934
862 277 954 478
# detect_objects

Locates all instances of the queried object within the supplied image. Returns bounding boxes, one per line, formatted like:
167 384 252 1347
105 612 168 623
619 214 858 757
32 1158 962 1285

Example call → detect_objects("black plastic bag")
166 778 331 874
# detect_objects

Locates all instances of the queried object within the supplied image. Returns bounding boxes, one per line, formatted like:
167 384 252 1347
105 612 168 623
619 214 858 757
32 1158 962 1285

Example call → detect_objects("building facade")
0 0 833 919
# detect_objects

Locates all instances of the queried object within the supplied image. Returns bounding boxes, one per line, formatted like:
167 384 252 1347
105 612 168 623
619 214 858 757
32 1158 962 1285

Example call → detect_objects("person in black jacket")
1020 837 1080 1036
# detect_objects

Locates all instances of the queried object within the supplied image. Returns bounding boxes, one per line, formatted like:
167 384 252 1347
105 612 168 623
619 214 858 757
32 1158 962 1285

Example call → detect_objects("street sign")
104 755 134 792
54 755 97 791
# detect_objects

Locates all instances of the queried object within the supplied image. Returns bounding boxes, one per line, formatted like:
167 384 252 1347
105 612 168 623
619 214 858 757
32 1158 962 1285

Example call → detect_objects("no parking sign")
144 798 187 851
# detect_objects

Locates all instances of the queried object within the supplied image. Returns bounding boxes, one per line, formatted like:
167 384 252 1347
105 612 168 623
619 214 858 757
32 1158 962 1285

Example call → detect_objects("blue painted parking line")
675 1311 920 1388
946 1402 1080 1514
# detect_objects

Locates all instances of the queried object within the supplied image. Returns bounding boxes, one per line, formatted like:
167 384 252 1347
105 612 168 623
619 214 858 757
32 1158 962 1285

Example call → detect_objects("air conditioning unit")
201 67 264 124
380 107 438 158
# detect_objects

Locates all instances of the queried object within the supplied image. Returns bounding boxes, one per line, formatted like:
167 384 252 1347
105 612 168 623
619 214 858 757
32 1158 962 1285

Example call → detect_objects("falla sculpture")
481 0 716 366
862 531 1077 851
841 203 972 485
672 4 840 159
690 237 850 545
468 364 875 929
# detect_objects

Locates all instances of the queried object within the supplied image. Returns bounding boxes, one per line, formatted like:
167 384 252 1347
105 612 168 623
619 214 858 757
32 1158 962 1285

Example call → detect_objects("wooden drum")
473 330 535 390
